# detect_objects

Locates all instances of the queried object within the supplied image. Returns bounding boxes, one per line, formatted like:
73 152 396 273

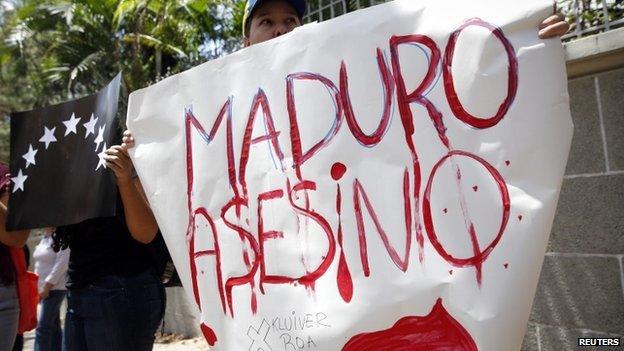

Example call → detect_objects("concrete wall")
521 41 624 348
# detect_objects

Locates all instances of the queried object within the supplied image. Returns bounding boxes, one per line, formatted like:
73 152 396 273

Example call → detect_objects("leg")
127 278 165 351
63 290 88 351
80 281 129 351
35 290 66 351
0 285 19 351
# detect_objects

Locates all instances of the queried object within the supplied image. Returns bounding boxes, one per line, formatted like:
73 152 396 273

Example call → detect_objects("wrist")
116 176 134 186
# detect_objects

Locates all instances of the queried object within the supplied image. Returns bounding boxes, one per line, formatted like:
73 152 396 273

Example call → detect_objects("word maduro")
185 18 515 345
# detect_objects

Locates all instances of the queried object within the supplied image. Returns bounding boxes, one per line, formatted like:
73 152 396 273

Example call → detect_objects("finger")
121 142 134 151
104 155 125 170
122 131 135 148
105 153 133 173
539 21 570 39
114 144 130 156
105 160 122 173
106 147 130 162
121 136 135 146
539 13 566 29
105 146 130 160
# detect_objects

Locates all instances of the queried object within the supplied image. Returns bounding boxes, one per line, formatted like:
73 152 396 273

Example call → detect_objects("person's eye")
286 17 297 25
260 19 272 26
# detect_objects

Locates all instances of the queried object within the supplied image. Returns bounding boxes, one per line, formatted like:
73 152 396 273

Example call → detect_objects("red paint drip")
472 185 478 192
518 215 523 221
335 184 354 302
443 208 448 214
200 323 217 346
449 270 453 275
342 299 477 351
504 263 509 269
331 162 347 181
505 160 511 166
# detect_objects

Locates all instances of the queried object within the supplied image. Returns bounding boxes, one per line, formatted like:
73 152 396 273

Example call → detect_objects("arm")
0 191 29 247
43 245 70 288
104 140 158 244
40 244 70 298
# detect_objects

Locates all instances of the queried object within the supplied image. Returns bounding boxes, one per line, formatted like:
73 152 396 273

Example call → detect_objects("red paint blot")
504 263 509 269
335 183 353 302
200 323 217 346
505 160 511 166
337 251 354 302
449 270 453 275
331 162 347 181
472 185 478 192
518 215 523 221
342 299 477 351
443 208 448 214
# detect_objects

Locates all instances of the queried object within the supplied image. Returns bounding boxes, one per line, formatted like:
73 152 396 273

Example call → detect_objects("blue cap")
242 0 307 36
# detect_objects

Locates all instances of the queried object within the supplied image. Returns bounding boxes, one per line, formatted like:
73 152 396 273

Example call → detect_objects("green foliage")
557 0 624 36
0 0 246 161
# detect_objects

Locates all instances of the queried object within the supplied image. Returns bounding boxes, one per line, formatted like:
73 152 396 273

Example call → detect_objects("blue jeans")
64 270 165 351
35 290 66 351
0 284 19 351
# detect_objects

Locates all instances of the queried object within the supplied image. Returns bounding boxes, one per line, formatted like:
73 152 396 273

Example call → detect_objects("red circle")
422 150 510 267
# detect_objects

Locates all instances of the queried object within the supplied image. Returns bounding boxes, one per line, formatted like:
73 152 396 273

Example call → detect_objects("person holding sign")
53 142 165 351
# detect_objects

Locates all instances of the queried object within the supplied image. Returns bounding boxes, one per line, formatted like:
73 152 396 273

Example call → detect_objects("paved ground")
21 331 209 350
154 337 209 350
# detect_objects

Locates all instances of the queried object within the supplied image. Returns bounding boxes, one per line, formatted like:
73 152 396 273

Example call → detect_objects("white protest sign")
127 0 573 349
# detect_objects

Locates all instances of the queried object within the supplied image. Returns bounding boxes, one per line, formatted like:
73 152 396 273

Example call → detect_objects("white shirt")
33 236 70 291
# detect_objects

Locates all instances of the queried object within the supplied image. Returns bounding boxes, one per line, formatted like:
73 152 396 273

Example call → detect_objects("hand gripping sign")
127 0 573 349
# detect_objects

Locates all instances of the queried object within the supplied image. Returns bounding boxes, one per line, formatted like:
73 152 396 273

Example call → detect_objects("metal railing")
304 0 624 41
304 0 347 23
304 0 387 23
559 0 624 40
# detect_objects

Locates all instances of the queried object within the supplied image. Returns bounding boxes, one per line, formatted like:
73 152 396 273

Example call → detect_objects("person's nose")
274 23 289 38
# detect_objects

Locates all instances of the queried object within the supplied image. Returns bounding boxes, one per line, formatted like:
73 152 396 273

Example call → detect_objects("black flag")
7 74 122 230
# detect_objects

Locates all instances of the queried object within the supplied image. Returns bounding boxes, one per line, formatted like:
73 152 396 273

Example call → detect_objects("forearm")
0 227 29 247
118 178 158 244
0 194 29 247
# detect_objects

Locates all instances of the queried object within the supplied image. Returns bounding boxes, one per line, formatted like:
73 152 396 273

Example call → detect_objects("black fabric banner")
7 74 122 230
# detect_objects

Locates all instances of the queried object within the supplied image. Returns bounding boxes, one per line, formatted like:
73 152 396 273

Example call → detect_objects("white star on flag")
96 143 107 171
83 113 98 139
39 126 57 149
62 112 81 136
22 144 38 168
94 125 105 151
11 169 27 193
